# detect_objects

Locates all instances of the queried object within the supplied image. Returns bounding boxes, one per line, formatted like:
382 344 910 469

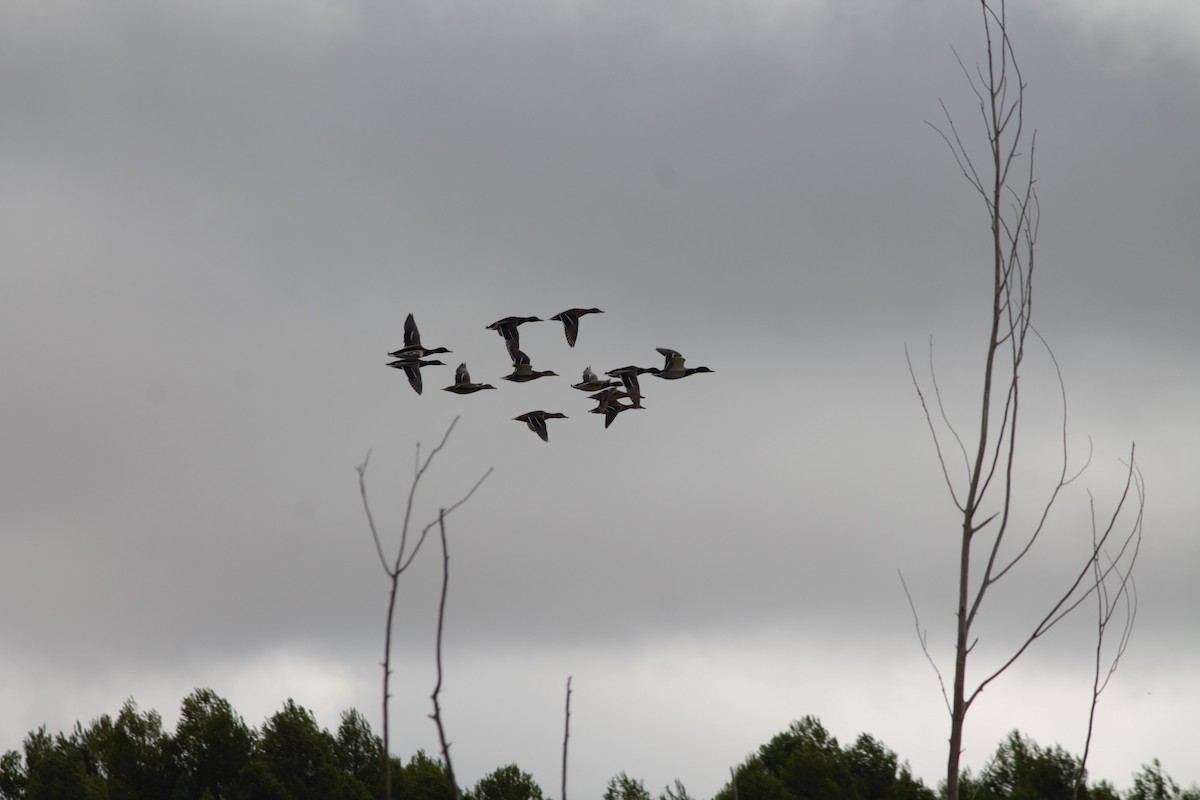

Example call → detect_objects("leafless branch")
928 340 973 488
393 417 460 576
355 416 492 800
399 466 495 575
899 569 952 715
562 676 573 800
966 447 1143 709
1074 466 1143 800
905 343 966 512
356 450 390 573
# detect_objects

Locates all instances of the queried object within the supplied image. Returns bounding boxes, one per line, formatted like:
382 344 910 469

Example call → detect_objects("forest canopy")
0 691 1193 800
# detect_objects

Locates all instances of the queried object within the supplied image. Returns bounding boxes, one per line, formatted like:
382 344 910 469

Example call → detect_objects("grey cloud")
1 0 1196 794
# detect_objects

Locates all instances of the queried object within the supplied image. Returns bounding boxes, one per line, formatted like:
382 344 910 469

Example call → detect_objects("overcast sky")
2 1 1198 796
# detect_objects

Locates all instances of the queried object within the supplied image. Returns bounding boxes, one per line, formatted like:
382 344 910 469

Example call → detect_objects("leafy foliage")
1126 760 1200 800
660 779 696 800
1 697 1195 800
90 699 177 799
714 716 934 800
469 763 545 800
0 691 427 800
334 709 385 795
604 772 652 800
959 730 1094 800
399 750 458 800
172 688 255 798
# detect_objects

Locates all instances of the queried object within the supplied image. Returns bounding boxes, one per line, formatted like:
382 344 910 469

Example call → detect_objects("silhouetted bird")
388 313 452 360
604 365 654 406
571 366 619 392
442 363 497 394
549 308 603 347
588 388 644 429
650 347 714 379
513 410 568 442
502 349 558 383
386 358 446 395
486 316 542 361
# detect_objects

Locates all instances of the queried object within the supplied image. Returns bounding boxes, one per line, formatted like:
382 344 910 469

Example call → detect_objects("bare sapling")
903 3 1144 799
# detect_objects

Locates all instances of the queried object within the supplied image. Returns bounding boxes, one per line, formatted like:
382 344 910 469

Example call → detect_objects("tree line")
0 690 1193 800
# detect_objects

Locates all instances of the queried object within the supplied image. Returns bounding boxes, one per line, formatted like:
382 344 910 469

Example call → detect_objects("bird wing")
404 313 421 348
505 337 522 363
657 348 685 370
404 362 423 395
556 311 579 347
604 404 620 428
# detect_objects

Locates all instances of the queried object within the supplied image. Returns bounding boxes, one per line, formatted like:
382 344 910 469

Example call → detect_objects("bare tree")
356 417 492 800
904 3 1144 799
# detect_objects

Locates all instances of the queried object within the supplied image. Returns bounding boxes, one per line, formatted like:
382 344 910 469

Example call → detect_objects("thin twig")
394 418 460 575
1074 462 1143 800
928 338 973 488
899 569 952 715
562 676 573 800
400 466 495 575
355 450 389 574
905 343 965 512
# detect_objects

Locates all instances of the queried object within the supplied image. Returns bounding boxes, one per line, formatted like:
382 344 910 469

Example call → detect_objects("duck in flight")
486 315 542 362
604 365 654 406
386 358 446 395
388 313 452 361
549 308 603 348
651 347 714 380
513 410 568 442
442 363 497 394
571 366 619 392
503 349 558 383
588 387 644 429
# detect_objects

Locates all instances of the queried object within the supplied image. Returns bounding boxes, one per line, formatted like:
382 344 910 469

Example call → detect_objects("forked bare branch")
966 449 1142 710
905 343 966 512
400 466 494 575
356 417 492 800
1074 469 1143 800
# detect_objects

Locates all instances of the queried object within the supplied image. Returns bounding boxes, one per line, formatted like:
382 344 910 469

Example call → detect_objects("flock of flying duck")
385 308 714 442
